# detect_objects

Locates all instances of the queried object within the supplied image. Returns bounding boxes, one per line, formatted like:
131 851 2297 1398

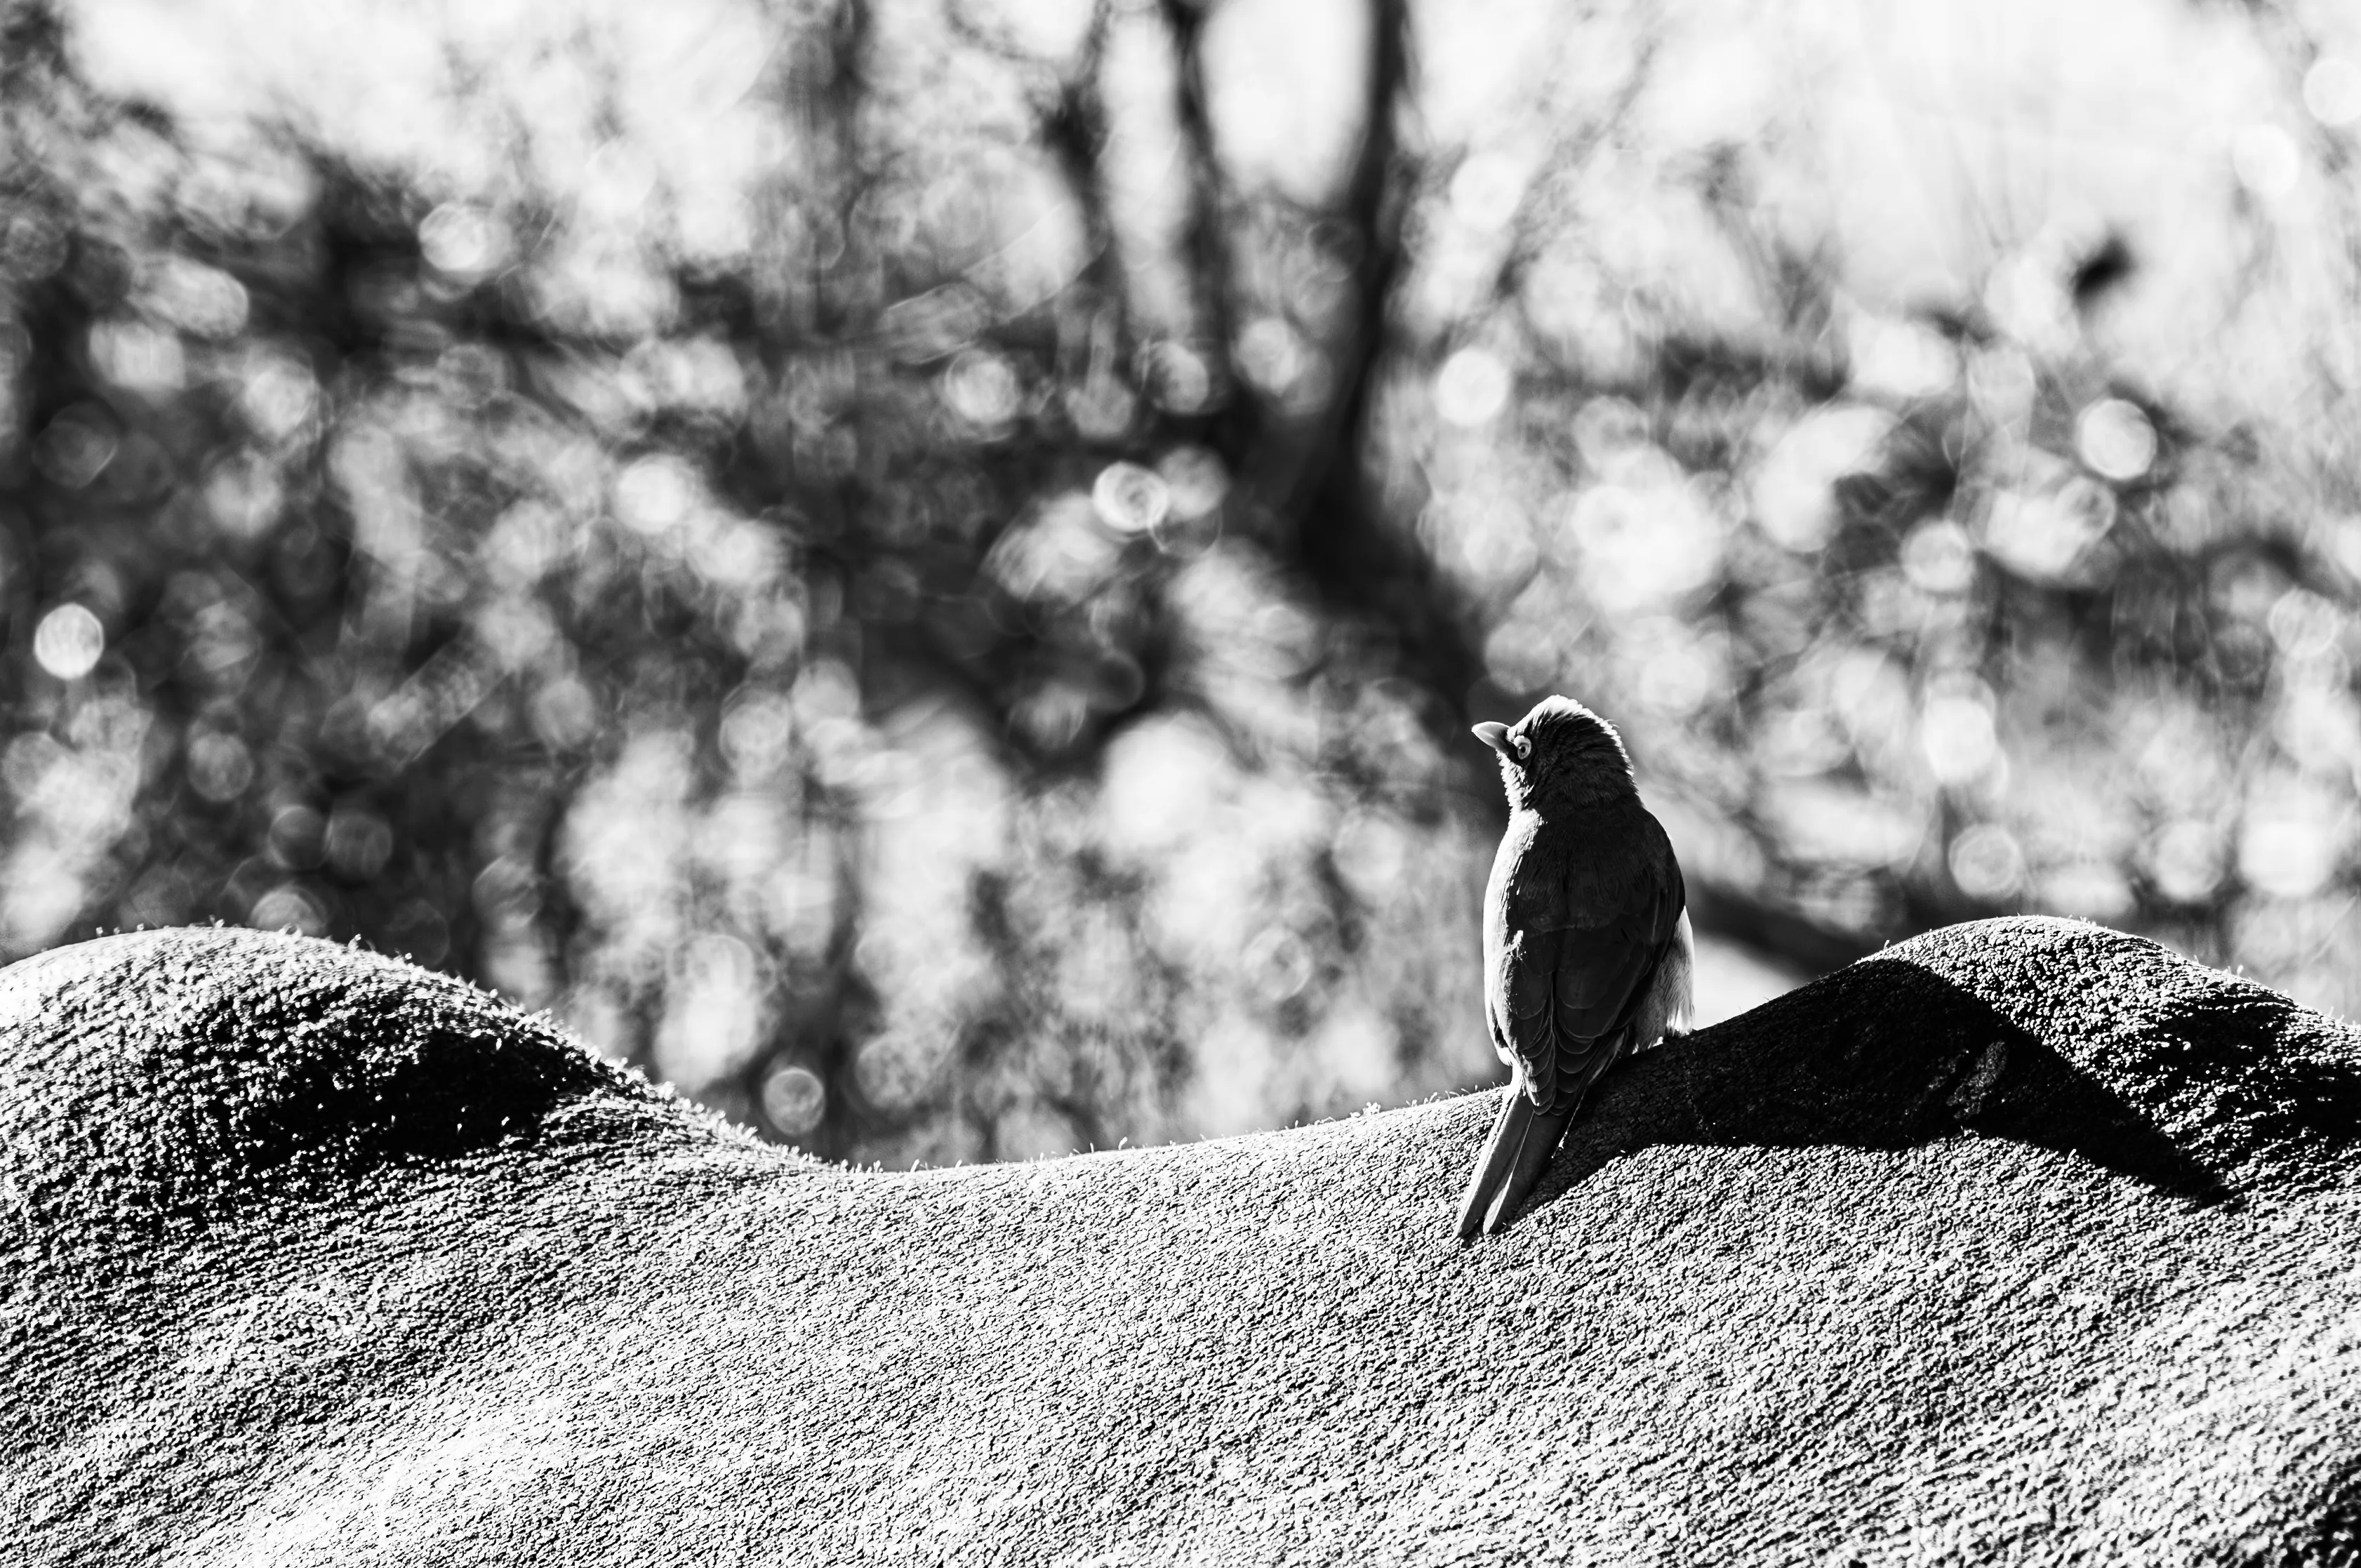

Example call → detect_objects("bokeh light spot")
1948 823 2025 900
2040 861 2132 920
720 688 797 778
615 455 697 535
203 454 283 538
1632 625 1719 717
325 804 394 879
2148 820 2223 904
1426 491 1537 594
2074 399 2157 483
1982 253 2073 354
185 731 255 802
1845 313 1957 401
986 493 1122 604
33 407 117 489
1982 479 2115 582
1560 478 1719 609
270 804 325 870
1920 690 1999 786
146 257 249 338
249 883 326 936
1145 342 1212 413
2230 124 2301 201
239 354 318 443
1899 519 1977 595
529 678 599 751
1242 924 1315 1004
943 350 1022 429
1964 348 2037 425
1434 347 1511 428
1091 461 1169 535
1482 618 1559 691
2239 790 2343 898
854 1027 940 1112
420 203 510 281
760 1062 827 1137
1156 446 1229 523
1449 151 1526 232
2267 589 2346 660
32 604 104 679
1234 317 1307 399
90 319 185 393
1330 811 1408 906
2306 58 2361 127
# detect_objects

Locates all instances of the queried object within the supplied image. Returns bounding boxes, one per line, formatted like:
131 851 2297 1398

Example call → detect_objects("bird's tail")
1454 1087 1577 1241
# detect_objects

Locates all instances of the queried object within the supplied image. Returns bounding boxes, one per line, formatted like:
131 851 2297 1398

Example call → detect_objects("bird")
1455 696 1692 1240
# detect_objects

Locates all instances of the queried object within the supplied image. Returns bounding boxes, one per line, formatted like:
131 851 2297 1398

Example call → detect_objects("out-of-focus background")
4 0 2357 1164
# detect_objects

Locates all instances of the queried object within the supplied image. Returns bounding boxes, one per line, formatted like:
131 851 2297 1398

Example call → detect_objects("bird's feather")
1484 1090 1576 1236
1453 1086 1575 1241
1489 799 1685 1115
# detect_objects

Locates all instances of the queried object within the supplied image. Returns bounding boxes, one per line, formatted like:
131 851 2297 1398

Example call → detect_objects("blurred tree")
6 0 2361 1166
0 0 1504 1167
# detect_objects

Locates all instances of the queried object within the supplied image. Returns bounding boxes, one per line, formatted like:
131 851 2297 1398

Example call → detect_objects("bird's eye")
1511 735 1531 759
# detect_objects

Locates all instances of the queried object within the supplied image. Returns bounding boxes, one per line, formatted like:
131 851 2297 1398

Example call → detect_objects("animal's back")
0 926 687 1263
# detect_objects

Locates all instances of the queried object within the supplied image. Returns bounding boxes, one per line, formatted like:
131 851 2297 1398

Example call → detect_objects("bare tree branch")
1157 0 1242 428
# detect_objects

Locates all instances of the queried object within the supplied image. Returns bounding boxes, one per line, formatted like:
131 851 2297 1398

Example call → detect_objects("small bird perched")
1455 696 1692 1240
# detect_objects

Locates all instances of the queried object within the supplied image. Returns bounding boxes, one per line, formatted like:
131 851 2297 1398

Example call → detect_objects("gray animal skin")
5 917 2361 1565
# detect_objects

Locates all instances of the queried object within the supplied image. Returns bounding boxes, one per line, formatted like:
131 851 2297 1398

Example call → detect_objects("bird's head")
1472 696 1636 814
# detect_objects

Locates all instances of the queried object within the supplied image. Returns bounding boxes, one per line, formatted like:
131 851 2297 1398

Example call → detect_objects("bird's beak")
1471 722 1513 758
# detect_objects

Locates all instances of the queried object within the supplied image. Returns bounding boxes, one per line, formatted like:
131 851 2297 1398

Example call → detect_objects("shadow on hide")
1514 952 2235 1229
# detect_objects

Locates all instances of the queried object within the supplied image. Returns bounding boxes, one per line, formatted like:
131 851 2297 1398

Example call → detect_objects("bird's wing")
1501 818 1684 1114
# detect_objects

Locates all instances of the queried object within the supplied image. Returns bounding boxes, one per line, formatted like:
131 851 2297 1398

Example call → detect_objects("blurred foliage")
6 0 2361 1164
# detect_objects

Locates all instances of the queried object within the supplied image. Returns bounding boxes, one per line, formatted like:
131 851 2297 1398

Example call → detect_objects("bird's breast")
1482 811 1539 948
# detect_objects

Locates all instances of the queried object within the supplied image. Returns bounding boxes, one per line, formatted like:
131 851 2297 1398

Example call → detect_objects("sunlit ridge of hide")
6 918 2361 1564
